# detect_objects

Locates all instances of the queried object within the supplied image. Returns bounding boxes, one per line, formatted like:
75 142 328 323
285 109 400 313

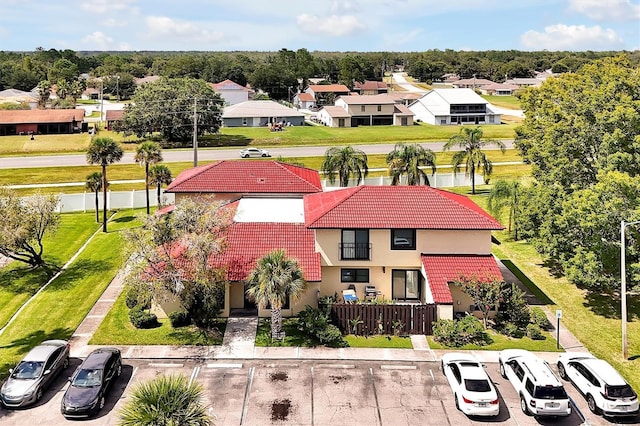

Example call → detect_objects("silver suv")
499 349 571 417
557 353 639 417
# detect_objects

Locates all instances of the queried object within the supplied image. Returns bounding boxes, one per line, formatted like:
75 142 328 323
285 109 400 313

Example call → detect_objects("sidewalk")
69 267 589 365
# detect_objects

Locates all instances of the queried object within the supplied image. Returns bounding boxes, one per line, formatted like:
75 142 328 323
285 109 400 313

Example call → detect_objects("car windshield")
72 369 102 387
534 386 568 399
606 385 636 398
465 379 491 392
11 361 44 380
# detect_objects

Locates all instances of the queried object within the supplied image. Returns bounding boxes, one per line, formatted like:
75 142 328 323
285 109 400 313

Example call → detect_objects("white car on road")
441 353 500 416
240 148 271 158
557 353 639 417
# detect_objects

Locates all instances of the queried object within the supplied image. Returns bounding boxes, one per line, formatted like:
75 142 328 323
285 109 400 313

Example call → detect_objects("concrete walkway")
69 263 589 364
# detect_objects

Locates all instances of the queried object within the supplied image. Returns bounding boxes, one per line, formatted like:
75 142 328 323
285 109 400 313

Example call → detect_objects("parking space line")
369 368 383 426
206 363 243 369
380 365 416 370
264 363 299 368
438 401 452 426
240 366 255 426
124 346 134 358
189 366 200 386
148 363 184 368
315 364 355 369
429 369 435 381
311 367 315 426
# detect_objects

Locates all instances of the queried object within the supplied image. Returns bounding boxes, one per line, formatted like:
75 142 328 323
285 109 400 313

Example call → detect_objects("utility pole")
99 80 104 131
192 97 198 167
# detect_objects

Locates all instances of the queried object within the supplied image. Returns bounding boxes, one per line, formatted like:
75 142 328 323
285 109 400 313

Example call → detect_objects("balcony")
339 243 371 261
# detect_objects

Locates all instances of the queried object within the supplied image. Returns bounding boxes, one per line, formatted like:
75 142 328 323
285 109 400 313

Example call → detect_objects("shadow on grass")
166 324 225 346
499 259 554 305
112 215 135 223
0 264 58 295
582 292 640 321
255 318 319 347
43 258 112 291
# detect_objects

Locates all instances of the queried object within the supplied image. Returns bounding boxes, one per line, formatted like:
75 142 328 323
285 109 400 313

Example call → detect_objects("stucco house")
452 77 495 90
211 79 252 106
316 94 414 127
163 161 504 320
105 109 123 130
221 100 305 127
353 80 388 95
408 89 501 125
305 84 351 106
0 109 85 136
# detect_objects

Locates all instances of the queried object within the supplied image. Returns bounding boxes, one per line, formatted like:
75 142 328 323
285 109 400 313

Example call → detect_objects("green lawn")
0 212 99 328
428 330 561 352
481 95 523 110
345 335 413 349
0 210 138 379
90 291 225 346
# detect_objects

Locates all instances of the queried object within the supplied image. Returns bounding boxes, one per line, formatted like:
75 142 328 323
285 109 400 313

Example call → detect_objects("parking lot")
1 359 638 425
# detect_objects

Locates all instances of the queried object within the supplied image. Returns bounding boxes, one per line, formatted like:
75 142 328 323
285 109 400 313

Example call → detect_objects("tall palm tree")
85 172 105 223
86 137 123 232
245 249 306 338
321 146 369 187
148 164 173 208
488 179 522 240
134 142 163 215
386 142 436 185
118 374 211 426
443 126 505 194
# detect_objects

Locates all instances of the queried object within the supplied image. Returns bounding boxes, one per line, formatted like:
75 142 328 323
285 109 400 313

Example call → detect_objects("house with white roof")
408 89 501 125
221 100 305 127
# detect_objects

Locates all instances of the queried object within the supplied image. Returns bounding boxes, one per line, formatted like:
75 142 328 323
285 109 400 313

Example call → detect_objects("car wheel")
499 362 506 378
557 362 567 380
520 395 531 416
242 154 248 158
261 153 267 157
587 394 600 415
63 356 69 369
454 394 460 411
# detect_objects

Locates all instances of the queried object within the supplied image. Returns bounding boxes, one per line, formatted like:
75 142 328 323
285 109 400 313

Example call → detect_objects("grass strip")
428 330 560 352
344 335 413 349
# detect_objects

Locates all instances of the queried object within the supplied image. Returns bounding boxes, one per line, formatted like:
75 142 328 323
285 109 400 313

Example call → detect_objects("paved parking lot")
1 359 638 425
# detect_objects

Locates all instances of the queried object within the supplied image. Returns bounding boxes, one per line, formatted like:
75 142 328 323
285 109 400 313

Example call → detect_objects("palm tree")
85 172 105 223
386 142 436 185
443 126 505 194
134 142 163 215
36 80 50 109
321 146 369 187
245 249 306 338
118 374 211 426
86 137 124 232
149 164 172 208
488 179 522 240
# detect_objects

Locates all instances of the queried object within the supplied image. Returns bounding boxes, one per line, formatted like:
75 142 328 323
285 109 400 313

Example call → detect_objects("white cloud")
144 16 225 43
80 0 135 14
568 0 640 21
80 31 131 50
102 18 127 28
297 14 365 36
521 24 624 50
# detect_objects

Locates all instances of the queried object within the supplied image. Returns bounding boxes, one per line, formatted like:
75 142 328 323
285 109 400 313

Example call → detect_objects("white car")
557 353 639 417
240 148 271 158
441 353 500 416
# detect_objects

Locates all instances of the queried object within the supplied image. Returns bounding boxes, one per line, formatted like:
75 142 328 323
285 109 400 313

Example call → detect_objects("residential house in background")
452 77 495 90
317 94 414 127
293 92 316 110
409 88 501 125
353 80 388 95
105 109 123 131
479 82 520 96
0 109 85 136
0 88 38 108
211 79 253 106
504 77 543 88
221 100 305 127
305 84 351 106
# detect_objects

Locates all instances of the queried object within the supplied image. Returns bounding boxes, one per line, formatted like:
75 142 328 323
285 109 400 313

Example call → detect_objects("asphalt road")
1 358 623 426
0 141 514 170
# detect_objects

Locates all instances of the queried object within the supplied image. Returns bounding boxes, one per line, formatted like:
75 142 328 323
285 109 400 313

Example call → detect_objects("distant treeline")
1 47 638 101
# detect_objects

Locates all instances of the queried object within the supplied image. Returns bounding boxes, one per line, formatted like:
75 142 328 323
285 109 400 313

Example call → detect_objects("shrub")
296 305 347 347
433 315 488 347
530 307 551 330
496 283 530 335
317 324 348 348
169 310 191 328
125 285 151 310
526 323 545 340
129 306 159 329
501 322 524 338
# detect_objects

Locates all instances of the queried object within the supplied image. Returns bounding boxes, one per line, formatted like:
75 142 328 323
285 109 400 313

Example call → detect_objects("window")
525 379 535 396
377 105 382 112
391 229 415 250
341 229 370 260
361 105 366 112
392 270 420 300
341 268 369 283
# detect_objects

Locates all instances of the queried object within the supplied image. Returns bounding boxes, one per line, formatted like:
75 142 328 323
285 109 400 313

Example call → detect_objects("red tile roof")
354 80 388 91
0 109 85 124
297 93 315 102
166 160 323 194
105 110 123 121
216 222 321 281
308 84 351 93
421 254 503 303
304 186 503 230
211 79 249 92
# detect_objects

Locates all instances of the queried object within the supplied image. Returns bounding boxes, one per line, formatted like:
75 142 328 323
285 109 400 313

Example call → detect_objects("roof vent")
257 178 266 184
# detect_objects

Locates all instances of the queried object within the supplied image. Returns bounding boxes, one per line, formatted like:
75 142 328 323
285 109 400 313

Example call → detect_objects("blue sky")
1 0 638 52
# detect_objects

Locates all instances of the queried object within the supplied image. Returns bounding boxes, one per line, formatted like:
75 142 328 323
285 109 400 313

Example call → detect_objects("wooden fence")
330 303 437 335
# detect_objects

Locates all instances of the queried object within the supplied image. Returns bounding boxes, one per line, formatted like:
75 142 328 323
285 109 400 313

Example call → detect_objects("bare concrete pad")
312 367 379 426
199 367 248 426
244 365 312 425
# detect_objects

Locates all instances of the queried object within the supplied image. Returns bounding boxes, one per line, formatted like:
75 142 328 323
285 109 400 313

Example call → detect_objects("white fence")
323 172 484 189
56 190 175 213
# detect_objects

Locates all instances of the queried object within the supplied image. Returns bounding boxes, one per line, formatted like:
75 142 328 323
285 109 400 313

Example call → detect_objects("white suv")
557 353 639 417
499 349 571 417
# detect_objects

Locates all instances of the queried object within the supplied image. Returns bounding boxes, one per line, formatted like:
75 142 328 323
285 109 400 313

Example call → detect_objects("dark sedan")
1 340 70 408
61 347 122 419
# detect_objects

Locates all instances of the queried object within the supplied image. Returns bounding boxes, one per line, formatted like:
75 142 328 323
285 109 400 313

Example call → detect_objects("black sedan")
61 347 122 418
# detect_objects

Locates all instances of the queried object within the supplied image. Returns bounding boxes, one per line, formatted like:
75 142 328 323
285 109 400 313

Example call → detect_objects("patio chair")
342 288 358 303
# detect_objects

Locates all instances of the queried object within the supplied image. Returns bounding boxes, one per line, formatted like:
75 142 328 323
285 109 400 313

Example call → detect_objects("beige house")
316 94 414 127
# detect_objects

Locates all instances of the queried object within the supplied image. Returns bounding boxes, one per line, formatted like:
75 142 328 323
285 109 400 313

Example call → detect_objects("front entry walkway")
219 317 258 358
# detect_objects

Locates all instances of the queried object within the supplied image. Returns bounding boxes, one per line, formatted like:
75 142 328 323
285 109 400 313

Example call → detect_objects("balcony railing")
339 243 371 260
